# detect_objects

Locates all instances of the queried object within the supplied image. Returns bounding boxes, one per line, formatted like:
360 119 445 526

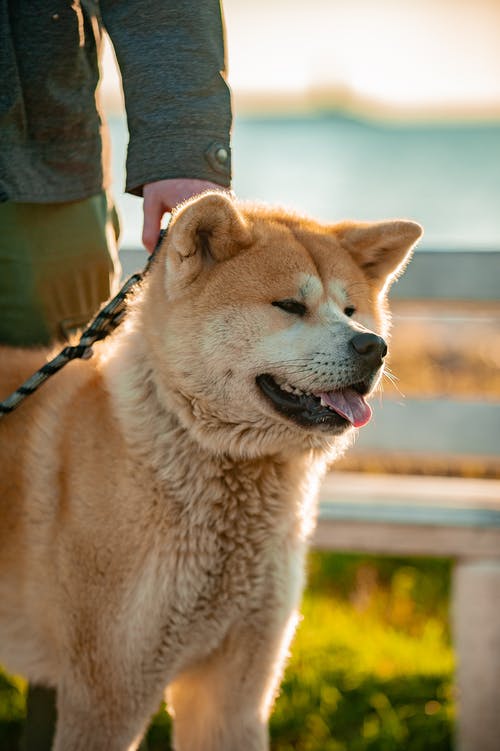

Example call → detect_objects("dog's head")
141 193 421 458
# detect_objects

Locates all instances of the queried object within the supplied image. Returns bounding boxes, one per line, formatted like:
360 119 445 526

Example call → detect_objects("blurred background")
104 0 500 250
1 1 499 749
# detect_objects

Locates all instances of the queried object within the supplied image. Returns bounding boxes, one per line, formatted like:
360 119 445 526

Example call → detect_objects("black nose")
350 333 387 365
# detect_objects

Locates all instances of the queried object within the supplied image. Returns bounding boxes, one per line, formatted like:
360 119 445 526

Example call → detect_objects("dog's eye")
272 299 307 317
343 306 356 318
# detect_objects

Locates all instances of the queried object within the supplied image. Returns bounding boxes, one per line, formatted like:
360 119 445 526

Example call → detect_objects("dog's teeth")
277 381 308 397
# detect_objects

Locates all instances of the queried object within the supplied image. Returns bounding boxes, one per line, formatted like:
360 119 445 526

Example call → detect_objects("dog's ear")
338 220 423 290
163 192 252 295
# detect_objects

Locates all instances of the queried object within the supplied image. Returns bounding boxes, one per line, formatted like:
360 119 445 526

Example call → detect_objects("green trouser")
1 193 129 751
0 192 121 347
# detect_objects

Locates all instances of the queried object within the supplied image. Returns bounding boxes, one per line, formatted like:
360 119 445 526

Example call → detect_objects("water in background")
108 113 500 250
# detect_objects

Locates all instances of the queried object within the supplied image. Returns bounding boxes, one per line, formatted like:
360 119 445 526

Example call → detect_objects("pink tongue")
318 388 372 428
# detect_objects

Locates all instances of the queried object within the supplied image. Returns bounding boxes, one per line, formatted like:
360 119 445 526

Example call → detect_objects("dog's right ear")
163 192 252 297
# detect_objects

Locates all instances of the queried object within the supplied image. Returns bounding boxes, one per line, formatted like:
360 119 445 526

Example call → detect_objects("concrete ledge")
314 518 500 559
319 472 500 510
316 473 500 558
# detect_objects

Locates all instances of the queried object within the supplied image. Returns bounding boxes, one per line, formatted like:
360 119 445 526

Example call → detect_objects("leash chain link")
0 229 166 419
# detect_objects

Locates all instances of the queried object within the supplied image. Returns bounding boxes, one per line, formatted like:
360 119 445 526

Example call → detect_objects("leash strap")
0 228 167 418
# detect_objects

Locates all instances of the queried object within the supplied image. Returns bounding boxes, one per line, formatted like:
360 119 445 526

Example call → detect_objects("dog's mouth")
256 373 373 432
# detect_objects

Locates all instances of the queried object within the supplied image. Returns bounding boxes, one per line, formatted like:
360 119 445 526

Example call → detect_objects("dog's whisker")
264 359 311 367
382 369 405 398
383 367 399 385
276 366 316 376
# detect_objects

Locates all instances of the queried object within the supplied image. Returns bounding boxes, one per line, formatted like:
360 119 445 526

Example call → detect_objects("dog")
0 193 421 750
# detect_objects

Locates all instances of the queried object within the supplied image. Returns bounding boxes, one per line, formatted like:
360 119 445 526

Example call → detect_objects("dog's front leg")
52 675 160 751
168 610 299 751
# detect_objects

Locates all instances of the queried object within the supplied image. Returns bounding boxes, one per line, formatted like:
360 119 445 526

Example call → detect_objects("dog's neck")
100 323 327 528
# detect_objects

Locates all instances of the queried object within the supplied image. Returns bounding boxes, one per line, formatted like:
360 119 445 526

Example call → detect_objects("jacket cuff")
125 132 231 196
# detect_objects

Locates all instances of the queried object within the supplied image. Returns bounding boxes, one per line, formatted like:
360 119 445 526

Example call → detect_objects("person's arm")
100 0 232 248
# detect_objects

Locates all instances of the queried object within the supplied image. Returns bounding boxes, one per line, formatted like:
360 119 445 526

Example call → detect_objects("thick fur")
0 195 421 750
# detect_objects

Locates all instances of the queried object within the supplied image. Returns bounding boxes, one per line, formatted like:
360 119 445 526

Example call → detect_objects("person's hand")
142 178 226 252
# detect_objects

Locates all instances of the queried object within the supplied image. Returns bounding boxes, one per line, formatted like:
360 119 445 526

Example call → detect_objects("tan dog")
0 194 421 751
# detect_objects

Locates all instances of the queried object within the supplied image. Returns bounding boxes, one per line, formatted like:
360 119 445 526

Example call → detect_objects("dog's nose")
350 332 387 365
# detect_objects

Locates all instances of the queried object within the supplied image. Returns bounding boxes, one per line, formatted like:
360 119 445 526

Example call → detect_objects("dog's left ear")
338 220 423 290
163 192 252 295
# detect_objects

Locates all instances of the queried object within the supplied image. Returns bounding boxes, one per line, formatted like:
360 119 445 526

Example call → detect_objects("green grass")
0 553 454 751
268 553 453 751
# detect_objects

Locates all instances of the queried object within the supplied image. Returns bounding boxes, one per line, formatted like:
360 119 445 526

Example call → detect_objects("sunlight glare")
224 0 500 116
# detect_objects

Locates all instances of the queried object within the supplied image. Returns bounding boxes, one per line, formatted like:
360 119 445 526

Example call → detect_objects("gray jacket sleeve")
99 0 232 195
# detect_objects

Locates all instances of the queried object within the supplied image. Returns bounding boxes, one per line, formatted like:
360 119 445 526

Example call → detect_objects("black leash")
0 229 167 419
